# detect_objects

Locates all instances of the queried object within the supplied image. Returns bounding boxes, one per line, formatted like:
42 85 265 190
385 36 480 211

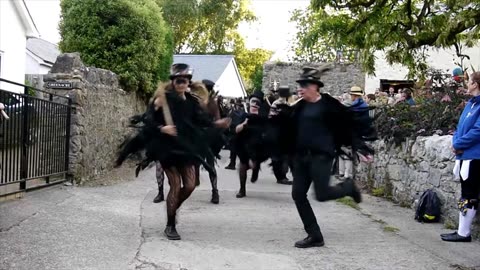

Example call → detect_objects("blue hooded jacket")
453 95 480 160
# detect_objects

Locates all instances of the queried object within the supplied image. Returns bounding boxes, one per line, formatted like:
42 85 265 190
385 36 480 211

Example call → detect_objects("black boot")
211 189 219 204
441 232 472 242
164 226 181 240
153 191 164 203
294 235 325 248
237 164 247 198
251 165 260 183
344 178 362 203
225 163 236 170
277 178 293 185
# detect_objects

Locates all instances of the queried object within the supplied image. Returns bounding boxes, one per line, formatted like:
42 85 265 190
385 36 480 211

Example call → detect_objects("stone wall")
43 53 146 184
357 135 478 228
262 62 365 97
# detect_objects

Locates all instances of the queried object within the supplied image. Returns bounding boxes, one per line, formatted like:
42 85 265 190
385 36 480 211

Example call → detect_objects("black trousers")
292 153 349 237
272 154 293 181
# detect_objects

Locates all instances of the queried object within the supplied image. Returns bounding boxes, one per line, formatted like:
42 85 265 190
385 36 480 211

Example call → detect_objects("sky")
24 0 309 61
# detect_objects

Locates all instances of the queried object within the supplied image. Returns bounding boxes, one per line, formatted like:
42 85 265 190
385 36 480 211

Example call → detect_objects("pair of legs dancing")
236 160 261 198
154 158 219 204
292 152 361 248
163 164 197 240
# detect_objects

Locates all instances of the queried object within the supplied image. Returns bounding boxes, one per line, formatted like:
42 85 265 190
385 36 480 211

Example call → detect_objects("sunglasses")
298 82 310 88
174 78 189 85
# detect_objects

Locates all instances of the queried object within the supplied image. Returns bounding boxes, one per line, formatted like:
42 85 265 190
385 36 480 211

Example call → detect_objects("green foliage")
158 0 255 54
157 0 270 93
372 187 385 197
376 70 467 145
250 65 264 94
290 8 357 63
233 40 272 93
59 0 172 96
292 0 480 77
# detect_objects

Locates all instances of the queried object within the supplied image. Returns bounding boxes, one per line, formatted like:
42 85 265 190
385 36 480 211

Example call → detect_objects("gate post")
19 85 29 190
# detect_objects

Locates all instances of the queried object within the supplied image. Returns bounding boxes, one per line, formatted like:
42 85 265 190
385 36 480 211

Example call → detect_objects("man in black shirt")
290 67 362 248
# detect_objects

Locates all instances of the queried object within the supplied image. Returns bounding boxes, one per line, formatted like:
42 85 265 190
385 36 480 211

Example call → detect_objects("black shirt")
296 98 335 156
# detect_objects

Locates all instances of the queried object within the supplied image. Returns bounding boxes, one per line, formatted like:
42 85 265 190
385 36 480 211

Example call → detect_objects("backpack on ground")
415 189 441 223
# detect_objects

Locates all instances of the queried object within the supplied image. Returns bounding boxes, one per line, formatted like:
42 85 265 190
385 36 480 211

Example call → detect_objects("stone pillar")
43 53 145 184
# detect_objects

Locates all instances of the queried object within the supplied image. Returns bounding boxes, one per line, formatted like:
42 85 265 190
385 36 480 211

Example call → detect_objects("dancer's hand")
0 103 4 110
214 118 231 129
160 125 177 136
235 119 248 133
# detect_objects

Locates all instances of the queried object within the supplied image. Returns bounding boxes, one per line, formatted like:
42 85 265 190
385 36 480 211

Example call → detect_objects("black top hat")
278 85 291 98
202 79 215 92
170 63 193 80
296 67 329 88
249 89 264 100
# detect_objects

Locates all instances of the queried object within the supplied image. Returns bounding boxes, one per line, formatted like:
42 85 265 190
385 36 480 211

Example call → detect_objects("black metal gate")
0 78 72 196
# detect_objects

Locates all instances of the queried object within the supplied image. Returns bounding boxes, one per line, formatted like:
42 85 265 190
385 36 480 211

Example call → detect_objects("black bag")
415 189 441 223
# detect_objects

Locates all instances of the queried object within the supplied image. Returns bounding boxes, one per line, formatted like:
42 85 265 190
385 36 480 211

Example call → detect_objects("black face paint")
249 98 261 107
174 78 188 85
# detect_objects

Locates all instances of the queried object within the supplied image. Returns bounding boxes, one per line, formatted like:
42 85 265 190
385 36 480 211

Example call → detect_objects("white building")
173 54 247 98
26 37 60 75
365 45 480 94
0 0 39 93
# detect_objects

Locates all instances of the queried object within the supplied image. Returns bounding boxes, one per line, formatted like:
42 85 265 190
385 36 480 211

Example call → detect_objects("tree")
59 0 173 96
233 39 273 93
291 0 480 77
290 8 357 63
157 0 255 54
157 0 269 92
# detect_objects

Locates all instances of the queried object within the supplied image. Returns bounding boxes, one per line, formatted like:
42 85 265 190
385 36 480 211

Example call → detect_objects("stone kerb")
43 53 145 184
357 135 477 230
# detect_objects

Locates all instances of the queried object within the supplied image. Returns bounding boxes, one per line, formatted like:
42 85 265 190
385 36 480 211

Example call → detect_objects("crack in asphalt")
0 189 75 233
0 212 39 233
131 190 153 269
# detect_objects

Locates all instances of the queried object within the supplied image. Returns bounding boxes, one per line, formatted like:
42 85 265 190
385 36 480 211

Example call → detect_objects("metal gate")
0 78 72 197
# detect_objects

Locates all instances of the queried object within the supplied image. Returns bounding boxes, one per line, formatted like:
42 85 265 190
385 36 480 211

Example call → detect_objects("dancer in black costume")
115 64 230 240
234 90 271 198
284 66 375 248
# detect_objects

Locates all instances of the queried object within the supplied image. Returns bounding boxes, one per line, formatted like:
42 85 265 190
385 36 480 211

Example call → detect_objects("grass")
373 218 387 225
372 187 385 197
444 219 457 230
383 225 400 233
336 197 360 210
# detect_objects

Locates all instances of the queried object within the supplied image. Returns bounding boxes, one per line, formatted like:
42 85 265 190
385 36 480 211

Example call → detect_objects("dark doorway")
380 79 415 93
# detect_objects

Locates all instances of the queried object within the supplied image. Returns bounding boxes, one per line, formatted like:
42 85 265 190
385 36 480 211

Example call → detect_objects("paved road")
1 152 480 270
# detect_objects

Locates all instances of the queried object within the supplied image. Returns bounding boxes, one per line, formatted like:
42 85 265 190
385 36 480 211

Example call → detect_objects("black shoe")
345 178 362 203
211 190 219 204
294 235 325 248
441 232 471 242
225 164 236 170
440 231 458 238
164 226 181 240
236 191 246 198
153 192 164 203
277 178 293 185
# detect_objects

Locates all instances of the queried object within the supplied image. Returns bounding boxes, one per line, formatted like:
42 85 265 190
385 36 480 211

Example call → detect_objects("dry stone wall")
262 62 365 97
43 53 145 184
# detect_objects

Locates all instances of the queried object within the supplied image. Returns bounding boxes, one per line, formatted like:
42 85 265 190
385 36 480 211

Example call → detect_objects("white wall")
25 53 51 75
215 60 246 98
365 46 480 94
0 1 28 93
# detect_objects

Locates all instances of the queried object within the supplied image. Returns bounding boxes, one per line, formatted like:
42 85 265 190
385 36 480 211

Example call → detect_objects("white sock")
458 208 476 237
